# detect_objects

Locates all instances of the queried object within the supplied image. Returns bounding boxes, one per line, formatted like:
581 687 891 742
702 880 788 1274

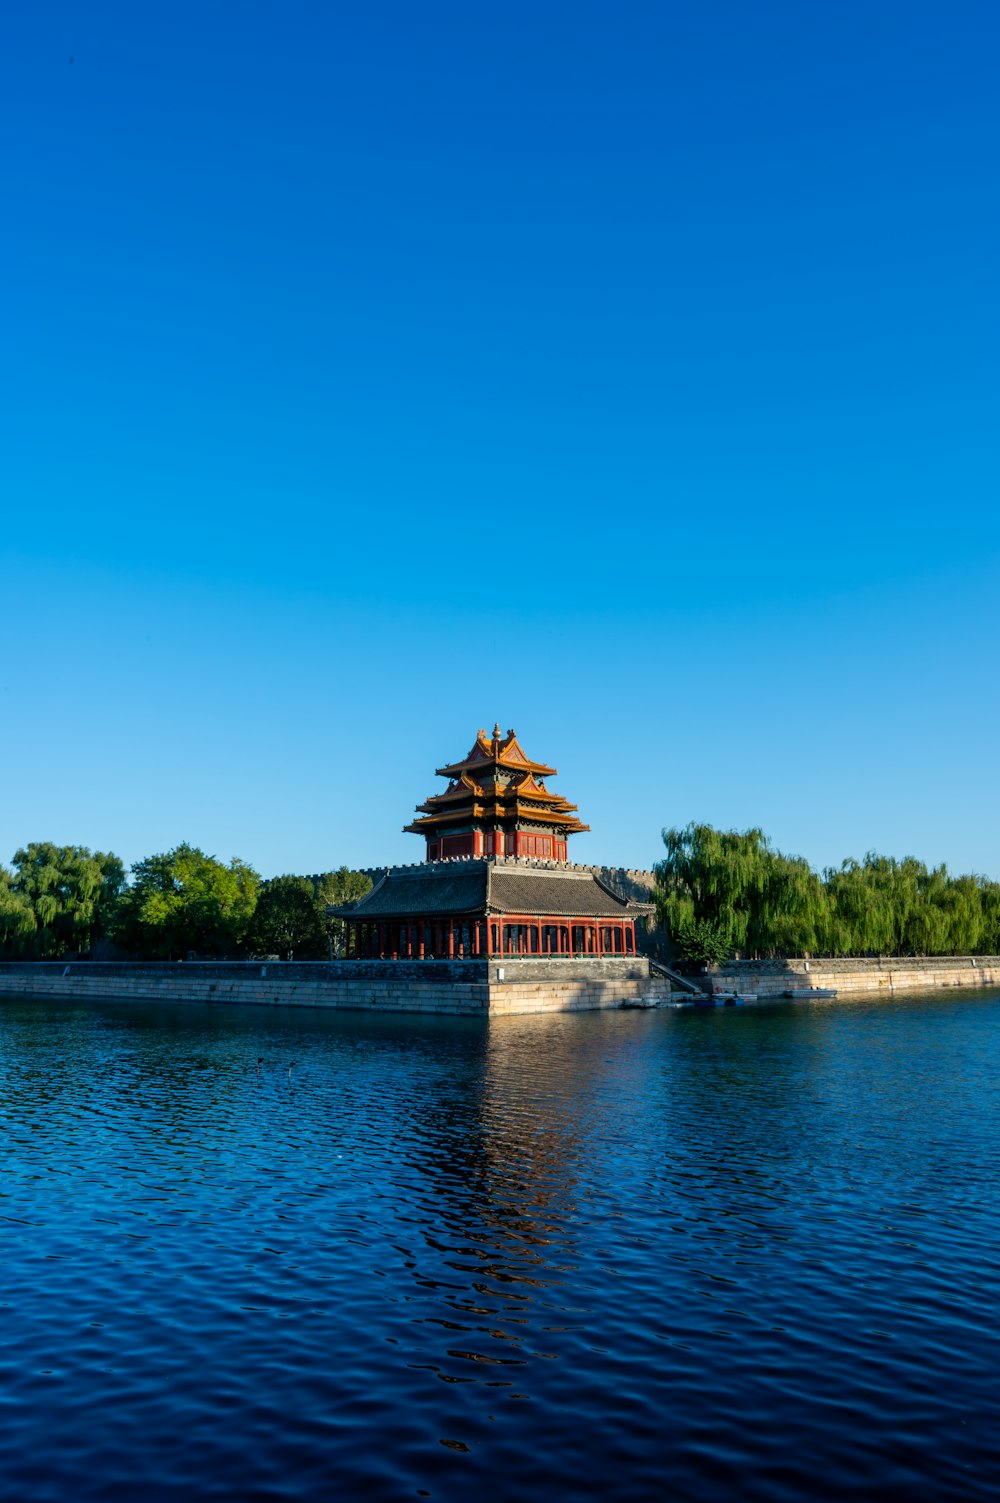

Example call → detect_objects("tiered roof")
333 858 652 921
404 724 589 840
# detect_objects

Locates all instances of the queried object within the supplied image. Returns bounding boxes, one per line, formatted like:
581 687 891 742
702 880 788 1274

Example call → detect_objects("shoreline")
0 956 998 1017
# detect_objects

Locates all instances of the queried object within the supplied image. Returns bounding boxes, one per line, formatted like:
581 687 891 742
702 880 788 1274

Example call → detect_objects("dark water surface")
1 992 998 1502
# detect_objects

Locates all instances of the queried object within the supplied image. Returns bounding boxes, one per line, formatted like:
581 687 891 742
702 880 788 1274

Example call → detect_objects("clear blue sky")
2 2 998 880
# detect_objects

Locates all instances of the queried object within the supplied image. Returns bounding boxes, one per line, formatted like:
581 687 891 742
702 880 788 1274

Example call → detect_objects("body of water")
1 991 998 1501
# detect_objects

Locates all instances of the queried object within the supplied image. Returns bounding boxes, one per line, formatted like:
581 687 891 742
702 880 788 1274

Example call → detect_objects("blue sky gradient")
2 2 998 879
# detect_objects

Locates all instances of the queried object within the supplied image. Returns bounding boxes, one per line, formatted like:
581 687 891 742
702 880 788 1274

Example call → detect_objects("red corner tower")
404 724 590 862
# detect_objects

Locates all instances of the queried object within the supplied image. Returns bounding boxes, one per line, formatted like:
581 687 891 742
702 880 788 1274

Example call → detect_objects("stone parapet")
488 956 650 982
711 955 1000 996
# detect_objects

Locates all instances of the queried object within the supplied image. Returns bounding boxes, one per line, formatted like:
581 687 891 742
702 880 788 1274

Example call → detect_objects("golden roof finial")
492 721 502 741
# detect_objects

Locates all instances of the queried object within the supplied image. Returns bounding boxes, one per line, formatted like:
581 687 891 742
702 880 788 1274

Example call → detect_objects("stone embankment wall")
0 959 674 1017
711 955 1000 997
487 956 673 1013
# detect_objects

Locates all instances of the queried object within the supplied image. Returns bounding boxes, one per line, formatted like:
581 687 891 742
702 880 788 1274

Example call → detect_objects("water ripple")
0 993 998 1499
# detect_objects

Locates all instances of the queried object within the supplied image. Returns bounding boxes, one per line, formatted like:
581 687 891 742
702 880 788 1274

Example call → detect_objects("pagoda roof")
330 859 652 921
405 767 589 836
404 804 590 835
421 772 569 809
437 724 558 780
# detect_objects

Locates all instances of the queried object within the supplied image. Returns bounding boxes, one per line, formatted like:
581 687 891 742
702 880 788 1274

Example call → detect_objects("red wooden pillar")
418 920 425 959
448 919 455 958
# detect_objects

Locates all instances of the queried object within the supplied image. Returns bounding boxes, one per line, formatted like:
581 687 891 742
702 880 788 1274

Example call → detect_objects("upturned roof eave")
435 755 558 780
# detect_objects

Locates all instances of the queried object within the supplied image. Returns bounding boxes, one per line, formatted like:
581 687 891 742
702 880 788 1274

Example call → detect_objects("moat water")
1 991 998 1502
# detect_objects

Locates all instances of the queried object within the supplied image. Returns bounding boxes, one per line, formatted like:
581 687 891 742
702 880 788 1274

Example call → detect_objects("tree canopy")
247 875 328 960
112 843 261 959
0 840 375 963
314 867 374 954
656 823 1000 963
3 843 125 958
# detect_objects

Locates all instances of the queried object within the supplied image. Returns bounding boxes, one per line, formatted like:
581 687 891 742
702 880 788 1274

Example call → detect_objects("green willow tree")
3 844 126 958
0 865 37 954
656 823 1000 962
655 824 785 963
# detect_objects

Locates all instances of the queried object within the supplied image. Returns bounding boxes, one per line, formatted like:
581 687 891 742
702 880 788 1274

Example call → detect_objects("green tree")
0 865 36 954
978 878 1000 954
755 854 830 958
248 875 327 959
674 916 733 967
113 843 260 959
313 867 373 956
655 824 774 959
6 843 125 958
824 857 907 955
656 823 1000 960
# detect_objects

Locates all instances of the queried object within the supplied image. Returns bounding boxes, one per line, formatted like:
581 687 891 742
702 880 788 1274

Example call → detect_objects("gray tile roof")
330 860 652 920
487 867 639 917
330 865 487 919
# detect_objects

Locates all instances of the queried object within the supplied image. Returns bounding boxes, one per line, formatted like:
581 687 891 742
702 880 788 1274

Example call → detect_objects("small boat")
783 987 837 999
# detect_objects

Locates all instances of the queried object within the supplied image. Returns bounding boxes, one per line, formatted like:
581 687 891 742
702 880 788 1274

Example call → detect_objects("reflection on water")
1 993 999 1500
